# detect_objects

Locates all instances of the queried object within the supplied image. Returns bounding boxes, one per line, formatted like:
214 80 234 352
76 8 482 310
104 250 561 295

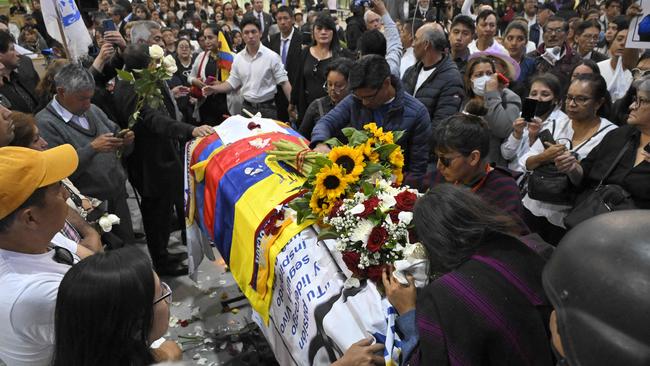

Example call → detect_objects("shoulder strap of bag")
595 139 632 189
316 98 325 117
197 51 209 80
573 124 615 153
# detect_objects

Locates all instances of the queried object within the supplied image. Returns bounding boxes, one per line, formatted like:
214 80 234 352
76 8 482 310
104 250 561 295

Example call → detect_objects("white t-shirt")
0 234 78 366
468 39 508 55
597 58 633 103
414 66 436 93
520 117 617 227
400 47 416 78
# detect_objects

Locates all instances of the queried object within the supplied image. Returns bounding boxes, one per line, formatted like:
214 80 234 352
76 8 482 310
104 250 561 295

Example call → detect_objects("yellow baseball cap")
0 144 78 220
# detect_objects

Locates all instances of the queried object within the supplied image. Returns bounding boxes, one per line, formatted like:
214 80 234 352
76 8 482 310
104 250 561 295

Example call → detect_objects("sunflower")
363 122 379 134
378 130 394 144
388 148 405 169
328 146 365 181
314 164 351 199
309 191 333 217
361 138 380 163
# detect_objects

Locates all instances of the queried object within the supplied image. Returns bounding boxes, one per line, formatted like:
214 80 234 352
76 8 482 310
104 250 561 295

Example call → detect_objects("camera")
353 0 372 8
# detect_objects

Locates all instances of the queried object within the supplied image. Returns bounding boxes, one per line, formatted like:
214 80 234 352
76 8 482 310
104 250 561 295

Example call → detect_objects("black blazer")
113 80 195 197
0 56 39 113
246 11 273 42
268 28 303 83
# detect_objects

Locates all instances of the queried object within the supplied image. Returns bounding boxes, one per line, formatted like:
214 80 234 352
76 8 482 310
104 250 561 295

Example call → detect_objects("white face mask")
472 75 491 96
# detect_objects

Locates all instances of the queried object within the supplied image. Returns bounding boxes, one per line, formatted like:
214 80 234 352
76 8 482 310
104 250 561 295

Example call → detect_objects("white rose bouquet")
116 45 178 128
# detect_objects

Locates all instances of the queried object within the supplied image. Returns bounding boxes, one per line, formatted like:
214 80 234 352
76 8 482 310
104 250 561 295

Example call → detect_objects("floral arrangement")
116 44 178 128
268 123 427 286
268 123 405 224
320 179 426 284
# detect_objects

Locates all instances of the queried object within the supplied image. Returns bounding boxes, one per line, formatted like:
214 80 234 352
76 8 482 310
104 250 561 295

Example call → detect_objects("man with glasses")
574 20 608 62
311 55 431 179
0 145 94 365
527 16 581 85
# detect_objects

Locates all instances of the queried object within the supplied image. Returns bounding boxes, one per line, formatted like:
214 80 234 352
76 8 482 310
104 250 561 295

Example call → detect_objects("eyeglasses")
323 82 347 94
52 246 76 266
353 88 381 103
438 154 462 167
154 281 173 305
632 96 650 107
631 68 650 79
565 95 592 105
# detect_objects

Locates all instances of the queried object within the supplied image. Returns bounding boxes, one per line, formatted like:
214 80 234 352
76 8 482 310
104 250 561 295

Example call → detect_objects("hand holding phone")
538 129 556 148
521 98 538 122
101 19 117 34
644 142 650 154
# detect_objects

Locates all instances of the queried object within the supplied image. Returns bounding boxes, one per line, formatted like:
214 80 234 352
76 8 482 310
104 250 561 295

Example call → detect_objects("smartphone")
116 129 129 138
102 19 117 34
538 129 556 148
521 98 538 122
644 142 650 154
496 72 510 85
205 76 216 85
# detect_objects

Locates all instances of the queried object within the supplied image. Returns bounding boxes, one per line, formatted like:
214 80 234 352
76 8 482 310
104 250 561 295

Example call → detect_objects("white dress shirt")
226 44 289 103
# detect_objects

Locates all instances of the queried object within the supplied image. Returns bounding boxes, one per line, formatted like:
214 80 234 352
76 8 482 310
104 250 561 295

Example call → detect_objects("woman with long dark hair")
188 24 231 125
52 246 180 365
382 184 554 365
290 13 352 125
223 1 240 31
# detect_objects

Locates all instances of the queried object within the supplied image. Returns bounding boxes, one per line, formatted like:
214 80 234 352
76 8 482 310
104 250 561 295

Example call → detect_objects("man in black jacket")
115 44 214 276
269 6 302 122
0 31 39 113
402 23 464 128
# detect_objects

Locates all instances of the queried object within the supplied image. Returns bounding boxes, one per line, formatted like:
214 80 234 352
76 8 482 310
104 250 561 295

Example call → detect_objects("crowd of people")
0 0 649 364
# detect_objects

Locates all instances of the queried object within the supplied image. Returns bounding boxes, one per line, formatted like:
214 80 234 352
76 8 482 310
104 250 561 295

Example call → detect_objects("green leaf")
392 130 405 143
364 162 384 175
348 130 369 146
362 181 375 195
317 228 339 240
374 144 398 160
323 137 343 147
116 69 135 82
342 127 357 139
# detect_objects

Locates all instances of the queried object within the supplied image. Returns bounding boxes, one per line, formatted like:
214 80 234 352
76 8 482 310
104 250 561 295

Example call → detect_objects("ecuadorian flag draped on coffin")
186 116 314 322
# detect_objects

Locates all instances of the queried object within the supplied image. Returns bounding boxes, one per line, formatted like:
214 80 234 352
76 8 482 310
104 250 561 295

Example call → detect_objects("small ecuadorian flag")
217 31 234 73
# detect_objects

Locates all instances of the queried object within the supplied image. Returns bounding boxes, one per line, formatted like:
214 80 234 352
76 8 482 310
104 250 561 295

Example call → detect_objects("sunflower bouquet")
267 123 405 224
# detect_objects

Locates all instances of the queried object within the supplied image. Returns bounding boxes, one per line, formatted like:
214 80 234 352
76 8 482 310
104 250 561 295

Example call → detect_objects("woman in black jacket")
562 75 650 210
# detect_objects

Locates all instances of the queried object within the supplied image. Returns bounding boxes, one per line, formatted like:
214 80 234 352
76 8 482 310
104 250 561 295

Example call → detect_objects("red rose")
366 264 386 283
367 226 388 252
408 229 418 244
357 196 380 218
342 251 364 277
328 199 344 219
395 191 417 211
388 209 400 223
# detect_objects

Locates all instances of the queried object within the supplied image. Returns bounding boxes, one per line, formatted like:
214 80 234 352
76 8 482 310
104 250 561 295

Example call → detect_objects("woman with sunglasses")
428 112 528 231
52 246 180 366
289 13 353 125
519 74 616 245
299 58 353 139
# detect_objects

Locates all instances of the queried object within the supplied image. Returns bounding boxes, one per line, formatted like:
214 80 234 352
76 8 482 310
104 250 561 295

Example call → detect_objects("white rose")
398 211 413 225
149 45 165 60
98 215 113 232
378 193 396 212
349 203 365 215
107 214 121 225
162 54 177 75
